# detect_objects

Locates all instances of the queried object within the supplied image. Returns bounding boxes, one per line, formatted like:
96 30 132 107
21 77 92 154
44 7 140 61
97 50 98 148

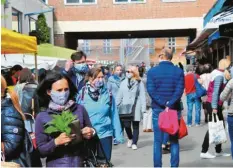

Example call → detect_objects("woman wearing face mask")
78 68 124 163
116 65 146 150
35 71 95 167
107 65 125 145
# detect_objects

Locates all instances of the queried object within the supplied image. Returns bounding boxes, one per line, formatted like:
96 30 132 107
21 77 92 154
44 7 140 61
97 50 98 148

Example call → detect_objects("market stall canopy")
37 43 76 59
1 27 37 54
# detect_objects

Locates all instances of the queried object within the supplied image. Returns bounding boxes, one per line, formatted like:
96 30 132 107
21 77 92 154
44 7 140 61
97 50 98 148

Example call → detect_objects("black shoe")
162 147 170 154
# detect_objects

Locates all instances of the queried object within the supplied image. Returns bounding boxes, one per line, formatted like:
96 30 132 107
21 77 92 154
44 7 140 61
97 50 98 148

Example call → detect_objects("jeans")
98 136 113 161
122 121 140 145
152 109 180 167
227 115 233 159
201 105 224 153
186 93 201 125
163 133 169 145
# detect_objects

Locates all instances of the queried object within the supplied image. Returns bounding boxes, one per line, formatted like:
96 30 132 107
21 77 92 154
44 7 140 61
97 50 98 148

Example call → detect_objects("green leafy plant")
36 13 50 44
44 111 77 136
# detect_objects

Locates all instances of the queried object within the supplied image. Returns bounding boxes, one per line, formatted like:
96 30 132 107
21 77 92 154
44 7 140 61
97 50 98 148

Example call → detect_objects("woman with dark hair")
35 71 95 167
78 68 123 163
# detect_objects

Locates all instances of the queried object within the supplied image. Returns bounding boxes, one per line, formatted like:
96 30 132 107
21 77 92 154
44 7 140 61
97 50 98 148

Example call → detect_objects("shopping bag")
158 108 179 135
178 117 188 139
209 114 227 145
143 108 153 131
194 75 207 98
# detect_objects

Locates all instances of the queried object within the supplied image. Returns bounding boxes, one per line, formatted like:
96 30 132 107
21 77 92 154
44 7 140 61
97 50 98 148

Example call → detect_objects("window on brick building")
114 0 146 4
168 37 176 53
65 0 96 4
82 40 91 55
149 38 155 55
162 0 196 2
103 39 112 55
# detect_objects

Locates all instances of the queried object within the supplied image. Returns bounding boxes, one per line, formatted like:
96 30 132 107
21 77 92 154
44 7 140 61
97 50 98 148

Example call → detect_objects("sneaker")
113 138 119 145
215 152 231 157
187 125 192 128
195 124 200 127
132 144 138 150
200 152 216 159
127 140 132 148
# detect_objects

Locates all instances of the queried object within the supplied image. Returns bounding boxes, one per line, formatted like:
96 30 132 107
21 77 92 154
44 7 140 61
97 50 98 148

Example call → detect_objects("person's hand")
82 127 94 139
65 60 74 72
54 133 72 146
212 109 218 114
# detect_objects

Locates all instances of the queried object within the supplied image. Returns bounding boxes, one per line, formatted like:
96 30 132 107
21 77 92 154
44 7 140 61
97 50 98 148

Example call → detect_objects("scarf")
48 100 75 112
87 83 100 101
127 78 136 89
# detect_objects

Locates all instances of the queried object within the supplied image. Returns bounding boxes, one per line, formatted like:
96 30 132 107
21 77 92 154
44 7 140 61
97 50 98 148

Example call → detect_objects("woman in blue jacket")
78 67 124 162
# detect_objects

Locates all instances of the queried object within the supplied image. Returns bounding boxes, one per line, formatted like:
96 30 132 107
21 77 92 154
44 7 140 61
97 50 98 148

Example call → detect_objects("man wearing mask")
62 51 89 92
147 48 184 167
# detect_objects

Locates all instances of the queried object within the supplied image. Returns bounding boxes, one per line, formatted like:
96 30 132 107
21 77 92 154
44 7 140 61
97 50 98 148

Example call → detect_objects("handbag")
178 117 188 139
118 81 140 119
158 108 179 135
209 114 227 145
83 136 113 167
194 74 207 98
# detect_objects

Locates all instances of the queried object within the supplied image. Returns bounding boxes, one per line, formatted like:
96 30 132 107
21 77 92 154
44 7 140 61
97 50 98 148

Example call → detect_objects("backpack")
21 83 38 116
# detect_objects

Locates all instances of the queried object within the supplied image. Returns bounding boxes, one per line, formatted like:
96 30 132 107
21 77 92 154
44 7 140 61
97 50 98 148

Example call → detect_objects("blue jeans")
163 133 169 145
186 93 201 125
152 109 180 167
98 136 113 161
227 115 233 160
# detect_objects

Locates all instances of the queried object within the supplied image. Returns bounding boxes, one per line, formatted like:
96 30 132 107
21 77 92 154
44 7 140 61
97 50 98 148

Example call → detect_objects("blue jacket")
77 85 124 142
62 68 85 92
147 61 184 110
1 98 25 165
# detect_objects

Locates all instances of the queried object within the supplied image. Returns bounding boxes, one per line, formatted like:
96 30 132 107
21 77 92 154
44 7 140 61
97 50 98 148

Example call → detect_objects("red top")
185 73 199 94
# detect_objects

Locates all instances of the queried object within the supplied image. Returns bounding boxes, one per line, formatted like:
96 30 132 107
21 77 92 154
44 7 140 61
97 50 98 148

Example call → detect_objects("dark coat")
35 103 92 167
1 98 25 165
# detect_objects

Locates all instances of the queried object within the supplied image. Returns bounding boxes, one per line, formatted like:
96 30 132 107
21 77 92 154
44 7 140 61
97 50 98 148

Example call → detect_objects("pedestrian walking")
107 65 125 145
220 78 233 160
200 64 212 123
35 71 95 167
147 48 184 167
78 68 124 162
116 65 146 150
185 65 202 127
200 58 231 159
62 51 89 92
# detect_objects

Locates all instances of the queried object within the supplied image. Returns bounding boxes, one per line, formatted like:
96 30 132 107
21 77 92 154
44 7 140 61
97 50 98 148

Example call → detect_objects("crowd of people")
1 48 233 167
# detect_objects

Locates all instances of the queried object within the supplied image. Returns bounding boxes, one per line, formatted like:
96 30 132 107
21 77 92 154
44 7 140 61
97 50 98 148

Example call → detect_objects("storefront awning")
208 30 220 45
204 0 227 27
219 22 233 37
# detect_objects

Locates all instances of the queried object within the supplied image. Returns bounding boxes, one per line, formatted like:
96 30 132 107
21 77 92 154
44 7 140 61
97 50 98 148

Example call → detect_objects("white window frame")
113 0 146 5
82 40 91 55
103 39 112 55
168 37 176 53
162 0 196 2
64 0 97 6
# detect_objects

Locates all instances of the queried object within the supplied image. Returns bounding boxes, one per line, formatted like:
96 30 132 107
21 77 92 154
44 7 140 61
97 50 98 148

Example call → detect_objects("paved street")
112 100 233 167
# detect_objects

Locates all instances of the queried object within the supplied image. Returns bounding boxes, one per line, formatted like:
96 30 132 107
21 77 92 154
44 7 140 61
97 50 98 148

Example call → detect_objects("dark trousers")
121 120 140 145
201 103 224 153
97 136 112 161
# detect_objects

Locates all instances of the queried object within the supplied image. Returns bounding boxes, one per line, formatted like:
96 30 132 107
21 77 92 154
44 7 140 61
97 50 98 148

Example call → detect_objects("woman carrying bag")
116 65 146 150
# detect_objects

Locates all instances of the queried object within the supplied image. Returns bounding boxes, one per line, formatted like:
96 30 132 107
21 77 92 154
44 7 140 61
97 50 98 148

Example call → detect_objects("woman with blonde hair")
116 65 146 150
200 58 231 159
1 75 28 166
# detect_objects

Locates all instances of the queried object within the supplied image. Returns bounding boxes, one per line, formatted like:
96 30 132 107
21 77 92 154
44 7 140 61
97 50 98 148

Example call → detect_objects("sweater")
147 61 184 110
220 79 233 115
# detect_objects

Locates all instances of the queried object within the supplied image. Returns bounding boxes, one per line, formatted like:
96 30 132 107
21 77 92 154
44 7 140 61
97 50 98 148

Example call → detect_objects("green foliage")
36 14 50 44
44 111 77 136
1 0 5 4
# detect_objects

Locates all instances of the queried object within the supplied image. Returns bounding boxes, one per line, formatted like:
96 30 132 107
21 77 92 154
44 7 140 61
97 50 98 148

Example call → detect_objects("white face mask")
126 73 133 79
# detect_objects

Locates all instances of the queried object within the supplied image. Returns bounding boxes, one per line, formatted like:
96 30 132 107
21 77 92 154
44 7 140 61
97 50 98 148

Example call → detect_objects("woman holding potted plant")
35 71 95 167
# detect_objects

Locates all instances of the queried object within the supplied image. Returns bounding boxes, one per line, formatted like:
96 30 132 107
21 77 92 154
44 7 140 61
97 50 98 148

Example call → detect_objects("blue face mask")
50 90 70 105
74 63 89 74
94 80 104 89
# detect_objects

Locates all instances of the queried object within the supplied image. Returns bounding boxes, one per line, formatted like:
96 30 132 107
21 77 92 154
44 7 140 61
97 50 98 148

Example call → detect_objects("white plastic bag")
143 108 153 130
209 114 227 145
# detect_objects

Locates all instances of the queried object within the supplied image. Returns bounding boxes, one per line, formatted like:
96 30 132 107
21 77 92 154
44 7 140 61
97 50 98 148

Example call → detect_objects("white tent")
1 54 66 70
